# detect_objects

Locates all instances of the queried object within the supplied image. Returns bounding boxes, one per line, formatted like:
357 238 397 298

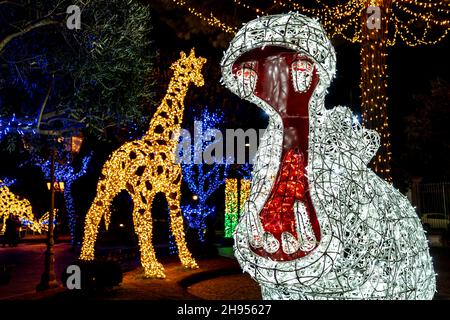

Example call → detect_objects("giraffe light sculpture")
0 179 50 234
80 49 205 278
221 13 436 299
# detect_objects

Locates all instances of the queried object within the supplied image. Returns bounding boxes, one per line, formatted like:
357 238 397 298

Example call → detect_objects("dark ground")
0 234 449 300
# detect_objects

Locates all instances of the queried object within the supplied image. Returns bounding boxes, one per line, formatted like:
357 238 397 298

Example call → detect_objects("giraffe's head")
170 49 207 87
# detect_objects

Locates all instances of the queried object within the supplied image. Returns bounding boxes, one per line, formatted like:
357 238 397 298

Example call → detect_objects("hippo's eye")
291 60 314 93
234 63 258 98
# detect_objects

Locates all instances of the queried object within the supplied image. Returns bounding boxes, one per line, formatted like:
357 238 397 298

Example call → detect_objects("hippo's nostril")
235 66 258 98
291 60 314 93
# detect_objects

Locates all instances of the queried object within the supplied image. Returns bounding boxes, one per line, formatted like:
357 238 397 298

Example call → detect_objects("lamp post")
37 147 59 291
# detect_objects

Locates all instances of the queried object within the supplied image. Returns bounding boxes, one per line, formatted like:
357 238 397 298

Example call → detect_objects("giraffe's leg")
1 215 6 233
132 192 166 279
166 179 198 269
80 178 119 260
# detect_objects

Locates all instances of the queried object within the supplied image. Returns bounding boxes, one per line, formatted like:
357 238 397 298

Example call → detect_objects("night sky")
1 1 449 189
147 0 450 186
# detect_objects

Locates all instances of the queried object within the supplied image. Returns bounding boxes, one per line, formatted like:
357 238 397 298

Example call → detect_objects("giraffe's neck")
143 76 190 146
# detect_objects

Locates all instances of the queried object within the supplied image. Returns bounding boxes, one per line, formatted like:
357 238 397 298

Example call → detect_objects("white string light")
221 12 436 300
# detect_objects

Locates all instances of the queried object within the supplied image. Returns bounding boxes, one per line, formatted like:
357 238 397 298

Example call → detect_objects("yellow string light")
0 180 50 233
240 178 251 209
171 0 237 34
224 177 251 238
171 1 448 181
232 0 267 15
35 210 57 233
169 0 449 46
276 0 450 46
79 49 206 279
224 178 238 238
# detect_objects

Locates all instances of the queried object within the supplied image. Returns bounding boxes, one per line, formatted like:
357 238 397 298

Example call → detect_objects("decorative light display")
170 0 237 34
80 49 205 278
173 0 449 181
0 178 16 188
224 176 251 238
221 12 435 300
0 114 37 139
240 179 250 210
21 210 58 233
168 213 178 255
0 179 51 233
275 0 449 45
32 152 91 245
224 178 238 238
180 110 228 242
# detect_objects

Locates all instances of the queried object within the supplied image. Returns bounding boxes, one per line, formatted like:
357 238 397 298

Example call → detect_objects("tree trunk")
360 2 392 182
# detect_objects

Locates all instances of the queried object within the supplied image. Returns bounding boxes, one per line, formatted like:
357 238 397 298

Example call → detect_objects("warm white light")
79 49 205 278
71 136 83 154
46 181 65 192
1 180 52 233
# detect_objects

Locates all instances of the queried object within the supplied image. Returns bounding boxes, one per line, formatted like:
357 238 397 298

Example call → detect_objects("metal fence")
411 182 450 217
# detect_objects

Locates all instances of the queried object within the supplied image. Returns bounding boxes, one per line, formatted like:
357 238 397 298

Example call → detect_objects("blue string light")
237 162 253 180
0 178 17 188
181 109 228 242
0 114 38 140
167 213 178 255
32 152 92 245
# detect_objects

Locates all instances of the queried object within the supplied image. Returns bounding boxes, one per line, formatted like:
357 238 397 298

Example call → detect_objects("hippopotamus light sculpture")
221 12 436 300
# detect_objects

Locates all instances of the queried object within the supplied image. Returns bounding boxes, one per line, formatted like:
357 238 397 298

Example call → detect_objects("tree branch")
0 1 22 7
0 18 60 53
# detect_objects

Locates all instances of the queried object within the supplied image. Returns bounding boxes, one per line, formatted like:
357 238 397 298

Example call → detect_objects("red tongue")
252 148 321 261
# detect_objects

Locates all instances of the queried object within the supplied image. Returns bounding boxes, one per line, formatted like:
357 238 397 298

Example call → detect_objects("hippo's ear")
324 106 380 166
360 129 380 164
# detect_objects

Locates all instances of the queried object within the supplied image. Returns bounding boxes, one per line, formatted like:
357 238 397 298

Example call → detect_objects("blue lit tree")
0 0 156 289
30 151 92 245
237 162 253 180
0 0 156 150
0 178 17 188
180 110 228 242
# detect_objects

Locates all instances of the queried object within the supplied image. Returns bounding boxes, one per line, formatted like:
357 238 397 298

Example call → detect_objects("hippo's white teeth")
294 201 318 252
281 232 299 254
299 235 317 252
248 214 264 249
263 232 280 253
249 233 263 249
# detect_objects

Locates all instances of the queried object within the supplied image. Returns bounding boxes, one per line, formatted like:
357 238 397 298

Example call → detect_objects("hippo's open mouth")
250 148 321 261
231 47 322 261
